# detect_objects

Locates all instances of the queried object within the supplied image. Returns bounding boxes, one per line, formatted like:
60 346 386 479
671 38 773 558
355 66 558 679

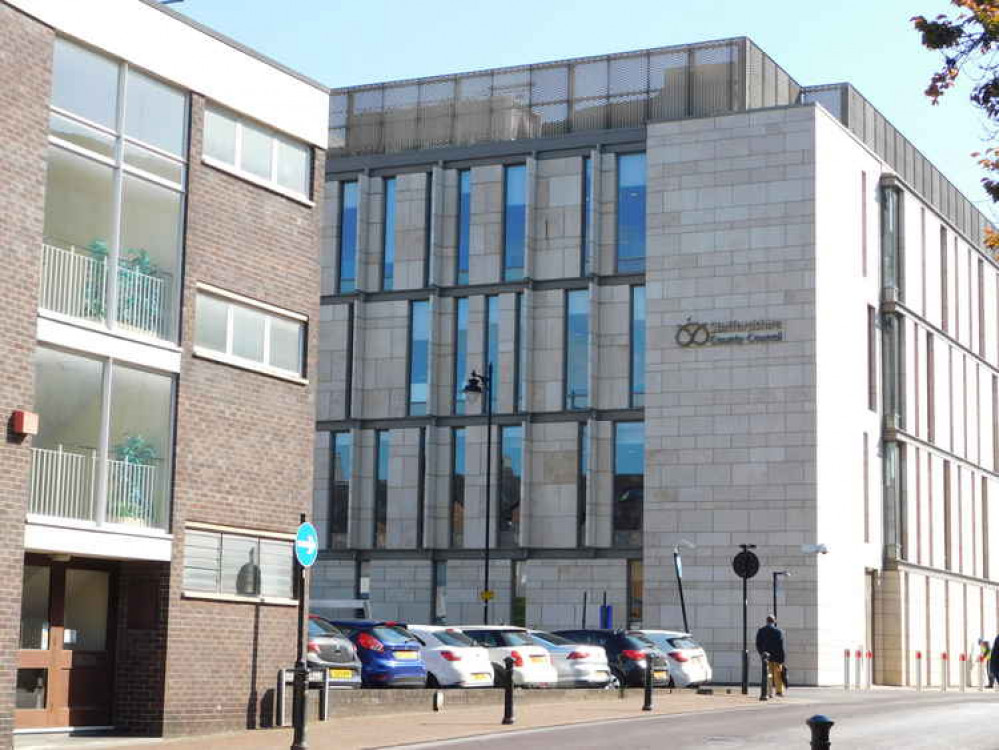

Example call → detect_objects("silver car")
529 630 612 688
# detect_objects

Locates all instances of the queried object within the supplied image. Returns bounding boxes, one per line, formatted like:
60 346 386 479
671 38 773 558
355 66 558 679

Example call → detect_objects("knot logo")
675 320 710 347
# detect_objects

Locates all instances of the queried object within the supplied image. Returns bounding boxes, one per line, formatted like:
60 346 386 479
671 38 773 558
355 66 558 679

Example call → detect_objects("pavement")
15 686 999 749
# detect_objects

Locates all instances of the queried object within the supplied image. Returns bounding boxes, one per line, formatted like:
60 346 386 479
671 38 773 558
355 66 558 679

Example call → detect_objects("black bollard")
806 714 834 750
502 656 515 725
759 652 769 701
642 655 654 711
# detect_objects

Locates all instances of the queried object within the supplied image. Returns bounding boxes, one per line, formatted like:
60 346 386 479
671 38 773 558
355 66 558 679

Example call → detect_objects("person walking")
755 615 786 697
979 638 993 688
990 634 999 689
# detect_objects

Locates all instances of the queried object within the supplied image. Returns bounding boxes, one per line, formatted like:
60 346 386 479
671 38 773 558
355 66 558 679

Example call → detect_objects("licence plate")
395 651 418 660
654 670 668 680
329 669 353 680
530 655 547 663
472 672 491 681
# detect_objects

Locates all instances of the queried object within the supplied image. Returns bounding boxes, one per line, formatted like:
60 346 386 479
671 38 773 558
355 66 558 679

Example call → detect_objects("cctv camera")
801 543 829 555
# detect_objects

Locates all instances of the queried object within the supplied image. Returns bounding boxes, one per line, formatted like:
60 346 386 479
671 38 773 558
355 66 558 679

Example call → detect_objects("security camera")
801 543 829 555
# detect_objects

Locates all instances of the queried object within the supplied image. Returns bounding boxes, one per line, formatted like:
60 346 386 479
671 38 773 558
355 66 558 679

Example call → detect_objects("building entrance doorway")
15 555 115 730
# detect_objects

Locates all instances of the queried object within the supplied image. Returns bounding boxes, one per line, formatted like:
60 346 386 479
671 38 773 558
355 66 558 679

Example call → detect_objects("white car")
638 630 713 687
406 625 494 688
529 630 612 687
459 626 559 687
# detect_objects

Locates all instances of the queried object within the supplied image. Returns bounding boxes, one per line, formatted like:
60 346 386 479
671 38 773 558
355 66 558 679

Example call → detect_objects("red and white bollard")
865 651 873 690
854 649 862 691
959 654 967 692
915 651 923 692
843 649 851 690
941 652 949 692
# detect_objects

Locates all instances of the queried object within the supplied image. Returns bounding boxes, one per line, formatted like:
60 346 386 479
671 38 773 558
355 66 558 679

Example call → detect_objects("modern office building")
312 37 999 687
0 0 327 743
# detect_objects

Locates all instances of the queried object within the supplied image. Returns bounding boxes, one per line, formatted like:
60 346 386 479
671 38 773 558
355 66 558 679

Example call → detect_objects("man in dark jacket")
755 615 785 697
990 634 999 689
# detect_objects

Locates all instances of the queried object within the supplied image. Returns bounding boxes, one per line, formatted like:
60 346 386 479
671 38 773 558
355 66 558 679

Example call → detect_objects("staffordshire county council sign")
675 319 784 348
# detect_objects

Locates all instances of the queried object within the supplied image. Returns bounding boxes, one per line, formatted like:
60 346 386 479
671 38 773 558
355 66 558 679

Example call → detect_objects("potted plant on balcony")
116 247 164 334
84 239 110 318
111 434 157 526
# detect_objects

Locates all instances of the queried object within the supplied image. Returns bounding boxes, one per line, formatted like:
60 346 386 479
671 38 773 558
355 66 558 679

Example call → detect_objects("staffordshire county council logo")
675 318 784 348
675 320 711 347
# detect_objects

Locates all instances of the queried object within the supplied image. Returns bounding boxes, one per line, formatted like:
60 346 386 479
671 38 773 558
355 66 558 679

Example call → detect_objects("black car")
554 629 669 689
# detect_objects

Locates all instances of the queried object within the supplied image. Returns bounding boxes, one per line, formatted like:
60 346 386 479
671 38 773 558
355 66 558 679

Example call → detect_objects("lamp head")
463 371 484 395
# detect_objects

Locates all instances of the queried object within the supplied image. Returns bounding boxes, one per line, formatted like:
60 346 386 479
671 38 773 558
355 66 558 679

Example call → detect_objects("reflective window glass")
382 178 397 290
454 298 469 414
486 296 499 412
499 425 523 548
565 290 589 410
450 428 465 547
49 112 114 158
43 146 114 253
195 293 228 352
124 70 186 156
240 121 273 180
51 39 118 128
409 300 430 415
631 286 645 407
613 422 644 547
276 137 310 196
63 569 109 651
221 534 261 596
503 165 526 281
456 170 471 285
616 153 646 273
232 305 267 363
124 142 183 184
374 431 390 548
204 107 237 165
19 566 50 650
329 432 352 549
269 315 304 374
339 182 358 293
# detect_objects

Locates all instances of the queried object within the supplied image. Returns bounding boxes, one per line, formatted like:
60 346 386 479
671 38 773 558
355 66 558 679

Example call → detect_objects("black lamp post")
772 570 790 622
464 363 494 624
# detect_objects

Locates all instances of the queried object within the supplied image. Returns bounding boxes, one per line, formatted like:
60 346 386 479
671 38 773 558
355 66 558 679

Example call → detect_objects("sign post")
732 544 759 696
291 517 319 750
673 549 689 634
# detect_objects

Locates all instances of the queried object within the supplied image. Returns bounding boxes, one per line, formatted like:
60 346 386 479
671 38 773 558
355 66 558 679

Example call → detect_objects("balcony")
29 445 167 531
39 242 173 341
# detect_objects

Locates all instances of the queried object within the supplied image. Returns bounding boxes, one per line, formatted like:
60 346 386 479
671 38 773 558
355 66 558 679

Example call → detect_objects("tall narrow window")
498 425 523 548
329 432 352 550
450 428 465 548
863 432 870 543
613 422 644 547
631 286 646 408
882 313 903 427
881 185 902 297
616 153 646 273
577 422 589 547
503 165 526 281
861 171 868 277
867 306 877 411
983 477 990 579
456 170 471 285
627 559 643 628
940 227 949 332
408 300 429 416
423 171 433 288
943 460 952 570
338 181 358 293
374 431 389 548
927 333 936 442
581 155 593 276
454 297 469 415
979 258 986 357
432 560 447 624
993 374 998 470
381 177 396 290
485 295 499 412
511 560 527 627
884 440 900 554
516 293 527 412
565 290 589 410
417 427 426 549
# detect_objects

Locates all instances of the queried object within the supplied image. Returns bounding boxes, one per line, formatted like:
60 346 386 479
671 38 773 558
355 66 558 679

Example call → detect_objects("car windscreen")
497 631 536 647
432 630 477 647
531 631 573 646
309 619 343 638
370 625 419 646
668 637 701 650
621 634 655 650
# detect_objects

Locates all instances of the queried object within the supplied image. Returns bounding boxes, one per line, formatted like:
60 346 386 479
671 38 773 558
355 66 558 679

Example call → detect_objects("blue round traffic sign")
295 522 319 568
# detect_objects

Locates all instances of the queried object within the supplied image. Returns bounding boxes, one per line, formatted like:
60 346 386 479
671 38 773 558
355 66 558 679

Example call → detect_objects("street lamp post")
673 539 695 634
464 363 494 624
772 571 790 622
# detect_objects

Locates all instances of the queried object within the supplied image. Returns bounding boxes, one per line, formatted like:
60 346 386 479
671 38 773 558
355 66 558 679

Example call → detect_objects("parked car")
554 629 669 689
328 620 426 687
458 626 559 687
406 625 495 688
528 630 612 688
636 630 713 687
306 616 362 688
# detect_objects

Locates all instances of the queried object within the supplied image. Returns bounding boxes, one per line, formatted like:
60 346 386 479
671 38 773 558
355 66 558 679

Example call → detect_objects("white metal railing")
39 242 172 340
29 447 166 531
106 457 162 528
29 445 97 522
39 243 107 324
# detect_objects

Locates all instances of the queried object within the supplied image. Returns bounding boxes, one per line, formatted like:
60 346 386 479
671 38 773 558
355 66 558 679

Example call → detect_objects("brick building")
0 0 327 743
311 39 999 688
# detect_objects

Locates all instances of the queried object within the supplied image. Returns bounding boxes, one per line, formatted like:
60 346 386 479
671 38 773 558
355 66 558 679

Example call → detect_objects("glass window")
881 186 902 297
63 569 109 651
221 534 261 596
486 296 500 412
631 286 646 407
276 137 310 195
565 290 589 410
43 146 115 254
259 538 293 598
456 170 471 285
339 182 359 293
577 422 588 547
232 305 267 363
49 112 114 158
204 107 237 165
123 142 184 184
515 293 527 412
20 566 50 650
184 528 293 600
51 38 118 128
613 422 644 547
382 177 396 290
503 165 526 281
269 316 304 373
240 121 273 180
124 70 186 156
627 559 643 628
498 425 522 548
616 153 646 273
454 297 469 414
450 427 465 547
194 294 228 352
581 155 593 275
433 629 475 647
329 432 352 549
16 669 47 710
409 300 430 415
374 431 390 548
182 530 220 593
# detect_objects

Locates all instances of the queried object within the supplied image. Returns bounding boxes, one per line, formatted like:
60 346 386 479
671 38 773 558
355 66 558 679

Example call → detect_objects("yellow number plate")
654 670 668 680
329 669 353 680
530 655 547 663
395 651 418 660
473 672 491 680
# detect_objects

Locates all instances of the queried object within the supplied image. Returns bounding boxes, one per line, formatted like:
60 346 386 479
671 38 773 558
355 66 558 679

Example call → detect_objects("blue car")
329 620 426 687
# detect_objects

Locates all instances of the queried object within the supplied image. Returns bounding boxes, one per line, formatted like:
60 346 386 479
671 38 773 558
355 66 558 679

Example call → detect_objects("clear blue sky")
174 0 994 222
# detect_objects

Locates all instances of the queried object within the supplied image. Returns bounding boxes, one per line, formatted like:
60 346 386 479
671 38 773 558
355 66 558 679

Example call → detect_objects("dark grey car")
308 616 362 688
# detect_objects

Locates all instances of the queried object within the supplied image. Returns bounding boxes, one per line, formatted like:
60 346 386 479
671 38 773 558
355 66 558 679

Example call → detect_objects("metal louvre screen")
334 39 755 157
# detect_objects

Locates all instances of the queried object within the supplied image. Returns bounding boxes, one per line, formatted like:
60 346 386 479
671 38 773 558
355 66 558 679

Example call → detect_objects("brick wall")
160 94 323 737
0 5 51 748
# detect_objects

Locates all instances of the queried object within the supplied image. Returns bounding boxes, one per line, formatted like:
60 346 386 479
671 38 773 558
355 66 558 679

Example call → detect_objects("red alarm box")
12 410 39 436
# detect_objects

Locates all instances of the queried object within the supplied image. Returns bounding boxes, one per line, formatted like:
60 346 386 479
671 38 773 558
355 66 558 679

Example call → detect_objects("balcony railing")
39 242 172 340
28 445 167 531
